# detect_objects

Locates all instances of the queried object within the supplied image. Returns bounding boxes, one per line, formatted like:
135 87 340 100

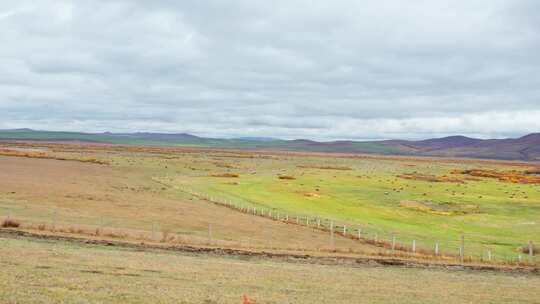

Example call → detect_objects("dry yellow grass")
0 235 538 304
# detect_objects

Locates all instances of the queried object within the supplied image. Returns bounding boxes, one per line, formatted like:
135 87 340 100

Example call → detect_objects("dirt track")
1 228 537 275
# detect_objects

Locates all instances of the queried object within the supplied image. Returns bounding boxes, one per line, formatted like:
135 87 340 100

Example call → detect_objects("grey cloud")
1 0 540 140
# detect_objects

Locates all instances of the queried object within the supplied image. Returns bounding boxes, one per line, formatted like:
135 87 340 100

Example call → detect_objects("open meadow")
0 141 539 303
2 141 538 261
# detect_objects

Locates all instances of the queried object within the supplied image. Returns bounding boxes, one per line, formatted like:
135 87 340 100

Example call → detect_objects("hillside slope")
0 129 539 161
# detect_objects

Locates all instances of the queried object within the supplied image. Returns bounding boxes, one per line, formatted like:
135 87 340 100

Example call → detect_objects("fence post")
52 210 57 230
412 240 416 253
306 217 309 226
317 218 321 228
358 228 362 239
330 221 335 248
435 243 439 256
391 235 396 253
460 235 465 264
296 216 299 224
343 225 347 236
487 250 492 261
529 241 534 262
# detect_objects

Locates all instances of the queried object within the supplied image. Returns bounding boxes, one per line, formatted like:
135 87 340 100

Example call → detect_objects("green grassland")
152 153 540 258
1 235 538 304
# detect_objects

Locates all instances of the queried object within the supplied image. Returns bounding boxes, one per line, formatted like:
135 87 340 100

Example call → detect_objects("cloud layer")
1 0 540 140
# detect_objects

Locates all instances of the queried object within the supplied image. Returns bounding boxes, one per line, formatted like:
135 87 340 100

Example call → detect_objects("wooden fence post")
343 225 347 236
330 221 335 248
358 228 362 239
52 210 57 229
412 240 416 253
460 235 465 264
487 250 492 261
391 235 396 252
529 241 534 262
435 243 439 256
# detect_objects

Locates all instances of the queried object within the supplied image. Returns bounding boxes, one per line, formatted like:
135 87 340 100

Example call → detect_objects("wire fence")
0 190 537 267
175 186 537 266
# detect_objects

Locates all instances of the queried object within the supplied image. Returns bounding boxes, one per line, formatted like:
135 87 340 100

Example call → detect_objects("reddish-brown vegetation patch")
297 165 352 170
213 162 237 169
0 148 108 165
1 217 21 228
303 192 321 198
452 169 540 184
210 173 240 178
397 173 464 183
278 175 296 180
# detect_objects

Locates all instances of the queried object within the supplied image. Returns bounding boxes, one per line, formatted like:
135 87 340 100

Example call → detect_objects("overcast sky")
1 1 539 140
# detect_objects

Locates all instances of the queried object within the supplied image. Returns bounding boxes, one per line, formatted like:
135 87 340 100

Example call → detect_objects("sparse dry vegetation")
453 169 540 184
398 172 465 183
1 217 20 228
211 173 240 178
297 165 352 170
0 148 108 165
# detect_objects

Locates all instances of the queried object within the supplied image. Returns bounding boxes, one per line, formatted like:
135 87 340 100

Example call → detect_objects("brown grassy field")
1 233 539 304
0 155 385 255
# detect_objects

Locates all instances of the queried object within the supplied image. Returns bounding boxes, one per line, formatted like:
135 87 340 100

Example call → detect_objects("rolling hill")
0 129 539 161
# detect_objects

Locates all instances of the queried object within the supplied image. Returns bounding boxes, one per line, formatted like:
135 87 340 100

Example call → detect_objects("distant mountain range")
0 129 539 161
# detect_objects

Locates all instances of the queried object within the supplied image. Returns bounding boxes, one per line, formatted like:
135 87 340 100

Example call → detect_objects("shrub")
210 173 239 178
1 218 21 228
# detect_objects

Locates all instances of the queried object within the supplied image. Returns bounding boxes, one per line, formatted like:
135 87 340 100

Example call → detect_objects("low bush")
1 218 21 228
210 173 240 178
